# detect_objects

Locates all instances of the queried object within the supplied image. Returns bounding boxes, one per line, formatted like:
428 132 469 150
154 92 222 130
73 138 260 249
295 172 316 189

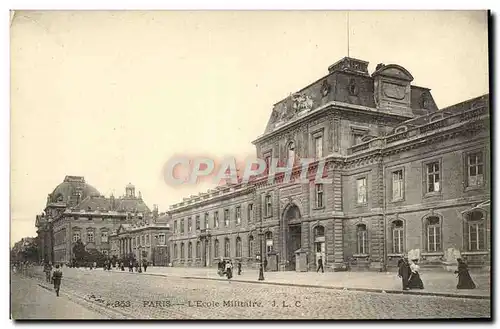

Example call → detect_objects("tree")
73 239 87 265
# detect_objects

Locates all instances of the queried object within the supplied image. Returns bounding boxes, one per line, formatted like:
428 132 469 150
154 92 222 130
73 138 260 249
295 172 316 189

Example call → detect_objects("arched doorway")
282 204 301 271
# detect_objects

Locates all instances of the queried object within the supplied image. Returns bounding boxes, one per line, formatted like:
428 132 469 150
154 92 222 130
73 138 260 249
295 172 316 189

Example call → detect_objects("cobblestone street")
11 267 491 320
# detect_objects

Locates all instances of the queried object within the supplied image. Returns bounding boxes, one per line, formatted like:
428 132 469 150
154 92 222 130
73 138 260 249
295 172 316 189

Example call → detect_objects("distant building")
167 57 490 271
35 176 171 265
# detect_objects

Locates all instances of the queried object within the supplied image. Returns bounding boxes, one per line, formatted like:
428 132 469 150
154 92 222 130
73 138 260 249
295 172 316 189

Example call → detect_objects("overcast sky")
10 11 488 244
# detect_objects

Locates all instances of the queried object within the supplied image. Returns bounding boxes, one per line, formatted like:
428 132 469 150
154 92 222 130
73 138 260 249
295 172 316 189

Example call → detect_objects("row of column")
119 237 133 257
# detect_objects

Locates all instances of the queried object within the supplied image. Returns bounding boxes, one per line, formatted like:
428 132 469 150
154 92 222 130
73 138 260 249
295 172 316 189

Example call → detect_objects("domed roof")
49 176 100 204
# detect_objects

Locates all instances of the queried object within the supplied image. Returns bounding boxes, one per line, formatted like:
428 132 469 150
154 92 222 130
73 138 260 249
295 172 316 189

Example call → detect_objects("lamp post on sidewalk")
138 245 143 273
258 226 265 281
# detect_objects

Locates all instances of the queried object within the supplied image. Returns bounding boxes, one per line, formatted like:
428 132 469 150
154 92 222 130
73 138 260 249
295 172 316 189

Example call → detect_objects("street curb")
117 270 490 300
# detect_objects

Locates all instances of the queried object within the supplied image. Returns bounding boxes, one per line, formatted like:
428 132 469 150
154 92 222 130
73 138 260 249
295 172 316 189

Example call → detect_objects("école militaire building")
165 56 490 272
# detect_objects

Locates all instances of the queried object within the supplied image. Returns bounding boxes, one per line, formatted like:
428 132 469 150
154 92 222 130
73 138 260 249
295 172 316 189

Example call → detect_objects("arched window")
224 238 230 258
425 216 442 252
466 211 486 251
314 225 325 238
265 231 273 253
392 220 404 254
188 242 192 259
214 239 219 258
173 243 178 259
180 242 185 259
287 141 295 164
236 237 242 258
248 235 254 258
356 224 368 254
196 241 201 258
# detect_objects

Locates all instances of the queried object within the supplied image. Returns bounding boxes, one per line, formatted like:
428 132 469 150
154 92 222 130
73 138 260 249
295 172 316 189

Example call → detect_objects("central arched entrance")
282 204 302 271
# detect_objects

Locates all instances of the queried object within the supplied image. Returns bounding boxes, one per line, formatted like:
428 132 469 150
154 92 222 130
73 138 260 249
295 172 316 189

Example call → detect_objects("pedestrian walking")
52 264 63 297
455 258 476 289
225 260 233 280
264 258 268 272
237 261 242 275
43 262 52 283
217 258 225 277
143 260 148 272
398 256 411 290
120 262 125 271
316 256 324 273
408 259 424 289
129 261 134 272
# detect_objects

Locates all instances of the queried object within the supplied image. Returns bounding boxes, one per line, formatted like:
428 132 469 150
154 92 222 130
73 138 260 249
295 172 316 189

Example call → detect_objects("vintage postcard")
10 10 491 320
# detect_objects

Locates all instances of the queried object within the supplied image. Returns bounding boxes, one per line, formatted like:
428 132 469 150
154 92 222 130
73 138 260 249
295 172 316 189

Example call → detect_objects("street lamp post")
138 245 143 273
258 227 265 281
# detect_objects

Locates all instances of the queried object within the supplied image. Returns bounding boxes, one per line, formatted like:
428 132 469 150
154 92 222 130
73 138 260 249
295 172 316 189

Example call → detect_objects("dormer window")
394 126 408 134
429 114 443 123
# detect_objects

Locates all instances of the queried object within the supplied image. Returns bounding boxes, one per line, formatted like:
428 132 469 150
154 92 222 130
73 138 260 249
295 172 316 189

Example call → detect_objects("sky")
10 10 489 244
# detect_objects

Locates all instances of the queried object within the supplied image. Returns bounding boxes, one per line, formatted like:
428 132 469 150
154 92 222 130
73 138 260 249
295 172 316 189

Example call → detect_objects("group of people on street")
116 259 148 273
217 258 242 280
398 256 477 291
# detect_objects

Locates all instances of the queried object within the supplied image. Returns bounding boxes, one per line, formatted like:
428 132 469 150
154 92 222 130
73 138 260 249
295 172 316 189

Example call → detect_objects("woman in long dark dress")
408 259 424 289
455 258 476 289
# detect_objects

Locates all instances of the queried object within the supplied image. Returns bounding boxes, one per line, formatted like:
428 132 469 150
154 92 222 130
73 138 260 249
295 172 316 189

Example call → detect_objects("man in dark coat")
264 258 268 272
143 259 148 272
237 261 242 275
317 256 324 273
398 257 411 290
52 264 63 297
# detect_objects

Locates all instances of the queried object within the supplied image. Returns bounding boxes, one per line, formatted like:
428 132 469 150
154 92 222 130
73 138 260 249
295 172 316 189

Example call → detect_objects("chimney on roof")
110 194 115 210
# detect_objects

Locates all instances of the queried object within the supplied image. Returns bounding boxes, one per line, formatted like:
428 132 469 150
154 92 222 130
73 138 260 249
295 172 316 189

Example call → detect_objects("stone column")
333 218 344 268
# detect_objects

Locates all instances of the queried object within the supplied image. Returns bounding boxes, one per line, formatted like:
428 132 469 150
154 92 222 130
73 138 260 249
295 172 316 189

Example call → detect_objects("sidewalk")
123 266 491 299
10 274 105 320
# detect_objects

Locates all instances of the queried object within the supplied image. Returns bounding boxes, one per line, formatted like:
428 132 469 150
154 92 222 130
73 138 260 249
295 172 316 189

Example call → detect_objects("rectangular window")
357 231 367 254
146 234 150 246
264 155 271 175
195 216 200 230
393 229 403 254
248 203 253 223
174 220 177 233
235 206 241 225
159 234 166 245
426 162 441 193
204 213 209 229
87 231 94 243
265 195 272 217
73 232 80 242
180 219 185 233
214 212 219 228
315 184 324 208
141 235 145 246
224 209 230 227
467 152 484 187
392 170 404 201
357 177 367 204
469 222 485 251
101 231 108 243
427 225 441 252
188 217 192 232
314 135 323 158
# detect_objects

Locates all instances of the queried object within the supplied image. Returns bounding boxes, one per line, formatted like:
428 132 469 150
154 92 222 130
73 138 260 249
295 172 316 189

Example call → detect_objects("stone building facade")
167 57 490 271
109 214 170 266
35 176 171 265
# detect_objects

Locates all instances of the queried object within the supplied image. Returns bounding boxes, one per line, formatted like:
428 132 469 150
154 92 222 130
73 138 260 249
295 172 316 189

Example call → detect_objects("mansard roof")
260 57 439 137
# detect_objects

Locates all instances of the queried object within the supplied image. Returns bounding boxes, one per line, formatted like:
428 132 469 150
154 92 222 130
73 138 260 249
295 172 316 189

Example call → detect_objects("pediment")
373 64 414 82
